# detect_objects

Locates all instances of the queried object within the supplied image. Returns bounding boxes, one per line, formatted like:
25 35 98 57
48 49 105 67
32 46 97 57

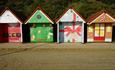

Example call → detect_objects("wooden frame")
0 7 23 42
24 6 54 43
56 7 86 43
87 10 115 42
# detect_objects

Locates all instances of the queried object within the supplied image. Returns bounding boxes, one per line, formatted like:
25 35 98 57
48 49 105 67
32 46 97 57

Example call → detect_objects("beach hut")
87 10 115 42
0 7 23 42
25 6 54 43
56 7 86 43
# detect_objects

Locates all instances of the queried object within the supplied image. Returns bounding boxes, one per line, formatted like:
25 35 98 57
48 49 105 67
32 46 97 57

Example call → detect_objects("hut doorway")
0 24 8 42
0 8 23 43
94 24 105 42
0 23 21 42
112 25 115 42
59 22 82 43
30 23 53 43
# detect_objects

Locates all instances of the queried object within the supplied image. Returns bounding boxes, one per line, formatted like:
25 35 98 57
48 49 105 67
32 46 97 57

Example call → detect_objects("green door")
30 24 53 42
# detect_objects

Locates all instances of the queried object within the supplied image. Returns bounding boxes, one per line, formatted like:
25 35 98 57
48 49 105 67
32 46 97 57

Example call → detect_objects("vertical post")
87 24 88 42
82 22 84 43
57 23 59 43
20 24 23 43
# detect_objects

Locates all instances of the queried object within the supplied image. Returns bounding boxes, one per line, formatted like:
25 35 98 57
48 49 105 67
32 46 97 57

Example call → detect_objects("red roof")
55 6 86 23
113 15 115 19
87 10 114 24
0 7 23 24
24 6 53 24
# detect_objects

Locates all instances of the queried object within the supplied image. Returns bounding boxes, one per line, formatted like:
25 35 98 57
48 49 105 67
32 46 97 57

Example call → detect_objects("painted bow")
59 25 81 37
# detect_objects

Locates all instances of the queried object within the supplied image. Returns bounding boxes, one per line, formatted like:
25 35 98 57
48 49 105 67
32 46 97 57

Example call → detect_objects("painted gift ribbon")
59 13 81 42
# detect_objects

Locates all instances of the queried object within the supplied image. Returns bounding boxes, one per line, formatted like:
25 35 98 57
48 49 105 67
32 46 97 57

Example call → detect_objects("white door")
59 22 82 42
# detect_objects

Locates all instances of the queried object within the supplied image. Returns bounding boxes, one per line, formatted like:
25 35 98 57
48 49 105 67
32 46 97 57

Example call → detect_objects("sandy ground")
0 43 115 70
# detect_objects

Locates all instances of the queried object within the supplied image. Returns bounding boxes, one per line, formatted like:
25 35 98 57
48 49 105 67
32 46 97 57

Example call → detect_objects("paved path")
0 43 115 70
0 43 115 49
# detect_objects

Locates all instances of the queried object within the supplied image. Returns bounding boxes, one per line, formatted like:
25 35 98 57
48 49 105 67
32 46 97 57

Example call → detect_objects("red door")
0 24 9 42
94 24 105 41
0 23 21 42
8 23 21 42
0 25 3 42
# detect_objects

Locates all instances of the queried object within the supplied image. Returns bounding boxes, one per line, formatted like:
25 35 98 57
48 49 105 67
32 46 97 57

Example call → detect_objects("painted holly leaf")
31 35 35 41
47 32 53 39
38 30 41 34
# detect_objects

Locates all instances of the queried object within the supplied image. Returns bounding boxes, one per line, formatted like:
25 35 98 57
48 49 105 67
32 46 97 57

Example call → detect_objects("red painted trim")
94 37 105 40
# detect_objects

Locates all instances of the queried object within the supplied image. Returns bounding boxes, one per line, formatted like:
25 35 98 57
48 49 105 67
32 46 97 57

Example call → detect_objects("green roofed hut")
25 6 54 43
